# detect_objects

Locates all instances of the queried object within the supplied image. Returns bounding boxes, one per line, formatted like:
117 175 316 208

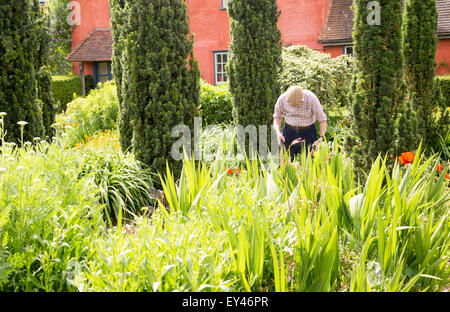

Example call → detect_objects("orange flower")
436 163 443 172
398 152 415 165
446 173 450 180
235 169 241 175
227 168 234 175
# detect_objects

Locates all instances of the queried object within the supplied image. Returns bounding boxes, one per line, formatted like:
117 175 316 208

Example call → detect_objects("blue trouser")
282 123 317 161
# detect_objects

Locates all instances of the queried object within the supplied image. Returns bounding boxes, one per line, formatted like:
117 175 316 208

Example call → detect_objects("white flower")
65 125 73 130
0 112 7 117
51 123 61 128
24 141 32 146
33 137 41 142
16 166 24 171
0 168 6 174
17 121 28 126
61 133 69 138
28 150 35 155
7 157 14 162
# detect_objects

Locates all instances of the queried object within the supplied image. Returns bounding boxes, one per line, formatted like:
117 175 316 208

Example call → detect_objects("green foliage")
109 0 130 151
46 0 73 75
279 45 356 113
76 149 154 225
200 81 233 125
51 75 94 112
403 0 448 153
0 139 104 291
56 81 119 147
37 67 57 140
435 74 450 108
112 0 200 179
348 0 409 171
228 0 282 128
0 0 46 142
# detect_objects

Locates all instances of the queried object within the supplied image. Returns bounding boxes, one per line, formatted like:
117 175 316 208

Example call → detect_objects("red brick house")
67 0 450 89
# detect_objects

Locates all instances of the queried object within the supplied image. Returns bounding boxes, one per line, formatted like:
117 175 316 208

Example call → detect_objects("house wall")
188 0 331 84
71 0 111 76
436 38 450 75
323 45 344 58
70 1 450 83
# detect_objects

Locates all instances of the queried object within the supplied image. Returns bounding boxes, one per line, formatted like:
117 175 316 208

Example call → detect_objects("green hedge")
279 45 356 113
51 74 94 111
200 81 233 125
435 74 450 109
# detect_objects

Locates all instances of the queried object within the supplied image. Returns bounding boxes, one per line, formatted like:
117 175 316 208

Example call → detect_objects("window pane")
217 73 223 82
217 54 222 63
223 74 228 82
99 62 108 75
223 54 228 63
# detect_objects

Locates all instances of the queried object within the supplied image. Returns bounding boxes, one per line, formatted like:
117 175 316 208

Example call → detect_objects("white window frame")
343 45 354 56
213 51 229 85
221 0 228 10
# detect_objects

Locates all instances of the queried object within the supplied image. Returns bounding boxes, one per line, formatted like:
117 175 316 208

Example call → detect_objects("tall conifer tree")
347 0 409 170
403 0 449 149
114 0 200 176
110 0 132 151
0 0 44 142
227 0 282 130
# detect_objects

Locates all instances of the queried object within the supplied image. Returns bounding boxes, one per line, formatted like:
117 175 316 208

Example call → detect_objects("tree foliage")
347 0 411 170
0 0 51 142
111 0 200 177
227 0 282 128
403 0 449 151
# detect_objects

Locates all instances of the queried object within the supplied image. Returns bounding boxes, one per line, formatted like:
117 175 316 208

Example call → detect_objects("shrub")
56 81 119 147
279 45 356 113
435 74 450 109
0 139 104 291
75 148 155 224
200 81 233 125
51 75 94 111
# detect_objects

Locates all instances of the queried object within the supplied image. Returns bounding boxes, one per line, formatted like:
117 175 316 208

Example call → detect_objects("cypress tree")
33 0 56 139
110 0 132 151
0 0 44 142
347 0 409 170
403 0 449 149
227 0 282 130
117 0 200 176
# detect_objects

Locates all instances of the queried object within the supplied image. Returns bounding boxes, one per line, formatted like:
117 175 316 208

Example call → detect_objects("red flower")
436 163 443 172
398 152 415 165
446 173 450 180
227 168 234 175
235 169 241 175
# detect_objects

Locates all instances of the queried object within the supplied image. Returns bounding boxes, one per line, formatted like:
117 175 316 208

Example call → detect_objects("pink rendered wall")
436 38 450 75
188 0 331 84
323 45 344 58
71 0 111 76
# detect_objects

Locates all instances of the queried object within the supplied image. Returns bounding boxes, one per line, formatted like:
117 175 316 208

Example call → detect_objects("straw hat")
286 86 303 107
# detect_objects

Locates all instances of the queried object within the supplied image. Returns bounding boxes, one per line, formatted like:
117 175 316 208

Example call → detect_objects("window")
213 51 228 85
343 45 354 56
221 0 228 10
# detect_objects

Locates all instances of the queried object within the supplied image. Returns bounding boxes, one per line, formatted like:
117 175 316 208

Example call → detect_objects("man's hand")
277 133 285 146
